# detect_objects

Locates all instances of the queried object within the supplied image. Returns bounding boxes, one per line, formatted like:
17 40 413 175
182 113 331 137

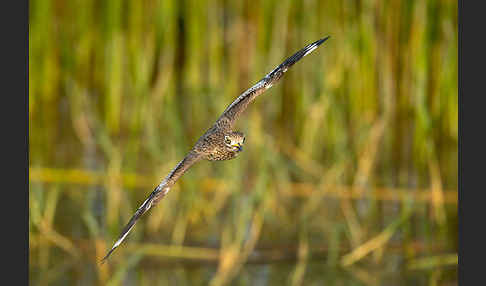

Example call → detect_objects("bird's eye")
225 137 231 144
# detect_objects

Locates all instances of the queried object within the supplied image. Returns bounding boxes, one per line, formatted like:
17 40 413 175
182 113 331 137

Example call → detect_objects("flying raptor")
102 36 330 262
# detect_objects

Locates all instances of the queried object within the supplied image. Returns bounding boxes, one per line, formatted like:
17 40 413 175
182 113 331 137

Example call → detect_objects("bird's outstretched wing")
101 151 202 263
218 36 329 127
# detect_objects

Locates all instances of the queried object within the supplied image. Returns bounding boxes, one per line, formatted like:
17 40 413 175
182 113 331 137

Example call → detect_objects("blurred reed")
30 0 457 285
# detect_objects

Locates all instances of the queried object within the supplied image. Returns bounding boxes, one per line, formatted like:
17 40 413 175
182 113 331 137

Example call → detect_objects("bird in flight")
101 36 330 263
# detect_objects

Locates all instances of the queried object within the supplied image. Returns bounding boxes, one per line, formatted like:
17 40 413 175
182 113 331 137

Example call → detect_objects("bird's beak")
234 143 243 151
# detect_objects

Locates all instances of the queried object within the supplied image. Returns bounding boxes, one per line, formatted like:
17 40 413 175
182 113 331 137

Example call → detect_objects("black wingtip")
316 35 330 46
288 36 330 63
100 246 117 265
306 36 330 52
267 36 330 81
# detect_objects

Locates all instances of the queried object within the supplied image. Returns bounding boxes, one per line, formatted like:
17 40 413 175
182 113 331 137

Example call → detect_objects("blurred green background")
29 0 457 285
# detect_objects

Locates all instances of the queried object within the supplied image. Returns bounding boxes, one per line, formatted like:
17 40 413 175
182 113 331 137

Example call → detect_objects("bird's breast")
206 147 240 161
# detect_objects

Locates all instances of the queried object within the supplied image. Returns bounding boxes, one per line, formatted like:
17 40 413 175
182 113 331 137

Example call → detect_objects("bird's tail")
264 36 330 86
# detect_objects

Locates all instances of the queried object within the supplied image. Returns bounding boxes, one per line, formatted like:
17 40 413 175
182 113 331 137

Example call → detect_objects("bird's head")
224 131 245 152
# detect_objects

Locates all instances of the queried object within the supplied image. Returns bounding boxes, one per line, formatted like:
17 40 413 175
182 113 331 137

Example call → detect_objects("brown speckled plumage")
101 36 330 263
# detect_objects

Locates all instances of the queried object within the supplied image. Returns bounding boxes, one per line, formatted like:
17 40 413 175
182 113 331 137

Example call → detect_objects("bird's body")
193 119 241 161
101 36 330 263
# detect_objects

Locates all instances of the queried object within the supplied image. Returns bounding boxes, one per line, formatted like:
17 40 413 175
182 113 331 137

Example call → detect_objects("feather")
219 36 330 126
101 152 202 263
